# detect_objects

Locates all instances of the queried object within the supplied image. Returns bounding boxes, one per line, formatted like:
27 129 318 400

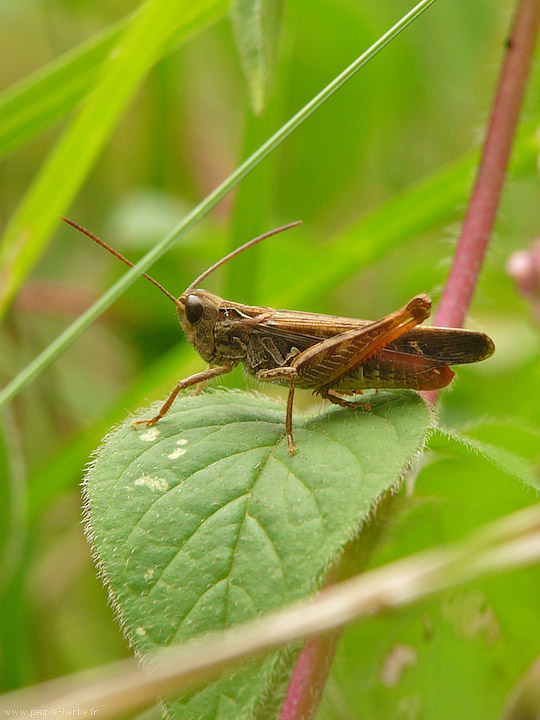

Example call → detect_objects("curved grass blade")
266 115 540 308
232 0 284 114
0 0 439 412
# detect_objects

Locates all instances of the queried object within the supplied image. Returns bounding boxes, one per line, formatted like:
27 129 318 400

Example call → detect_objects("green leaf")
232 0 284 114
428 427 540 491
260 115 540 309
84 388 430 719
454 420 540 463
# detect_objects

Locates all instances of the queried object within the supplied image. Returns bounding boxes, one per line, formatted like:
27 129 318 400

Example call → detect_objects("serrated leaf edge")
81 388 434 718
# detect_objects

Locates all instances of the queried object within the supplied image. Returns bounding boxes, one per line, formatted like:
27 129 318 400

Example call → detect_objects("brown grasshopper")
63 218 495 453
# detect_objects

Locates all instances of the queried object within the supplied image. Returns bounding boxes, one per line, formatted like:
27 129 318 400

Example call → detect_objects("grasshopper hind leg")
318 389 372 411
256 366 298 454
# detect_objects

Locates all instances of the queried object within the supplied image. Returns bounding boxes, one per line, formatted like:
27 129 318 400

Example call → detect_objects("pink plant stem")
424 0 540 405
435 0 540 329
281 3 540 719
279 633 341 720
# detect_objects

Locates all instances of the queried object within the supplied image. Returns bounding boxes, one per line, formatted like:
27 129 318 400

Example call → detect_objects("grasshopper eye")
185 294 204 324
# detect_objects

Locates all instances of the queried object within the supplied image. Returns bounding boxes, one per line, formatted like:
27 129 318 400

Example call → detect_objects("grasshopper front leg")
132 365 230 428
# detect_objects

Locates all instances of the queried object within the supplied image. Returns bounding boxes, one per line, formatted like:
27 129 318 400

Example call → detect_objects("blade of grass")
222 26 294 305
0 411 26 590
232 0 285 114
0 1 229 159
0 0 230 319
0 0 439 411
222 103 281 306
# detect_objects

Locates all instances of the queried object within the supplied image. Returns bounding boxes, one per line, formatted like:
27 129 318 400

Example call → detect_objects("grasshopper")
63 218 495 453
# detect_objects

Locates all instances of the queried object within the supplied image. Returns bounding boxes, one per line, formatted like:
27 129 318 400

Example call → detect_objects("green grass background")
1 1 540 718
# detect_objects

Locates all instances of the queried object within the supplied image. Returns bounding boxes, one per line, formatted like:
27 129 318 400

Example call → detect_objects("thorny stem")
283 2 540 718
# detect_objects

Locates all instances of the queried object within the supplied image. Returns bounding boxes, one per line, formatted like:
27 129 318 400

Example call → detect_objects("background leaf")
0 2 229 160
84 389 430 719
0 0 230 318
321 424 540 720
0 412 26 591
232 0 285 114
427 426 540 491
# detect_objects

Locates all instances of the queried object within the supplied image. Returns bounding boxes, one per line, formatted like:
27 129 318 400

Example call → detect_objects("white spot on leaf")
136 627 146 636
139 427 160 442
144 568 155 582
135 474 169 492
177 438 188 445
168 447 186 459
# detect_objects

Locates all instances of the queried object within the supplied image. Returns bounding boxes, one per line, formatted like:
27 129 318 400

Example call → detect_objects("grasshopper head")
176 289 221 362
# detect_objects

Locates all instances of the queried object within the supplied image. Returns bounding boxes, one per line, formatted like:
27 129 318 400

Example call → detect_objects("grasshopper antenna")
62 217 302 299
184 220 303 293
61 216 178 304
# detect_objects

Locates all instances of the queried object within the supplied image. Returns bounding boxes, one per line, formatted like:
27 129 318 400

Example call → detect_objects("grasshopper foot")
319 389 372 411
287 433 297 455
191 380 208 397
132 415 161 429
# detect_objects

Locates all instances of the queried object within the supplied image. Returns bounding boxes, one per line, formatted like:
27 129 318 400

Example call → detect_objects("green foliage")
0 0 230 317
1 1 540 718
85 389 430 719
231 0 284 114
0 414 26 592
0 3 229 160
326 435 540 720
428 426 540 491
